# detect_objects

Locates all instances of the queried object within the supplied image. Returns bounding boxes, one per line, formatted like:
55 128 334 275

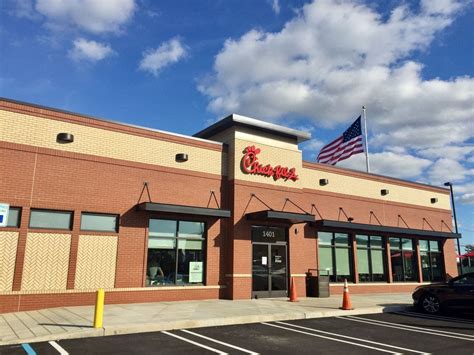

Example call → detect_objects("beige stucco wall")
302 167 451 210
21 233 71 291
0 109 227 176
75 235 118 289
0 232 18 291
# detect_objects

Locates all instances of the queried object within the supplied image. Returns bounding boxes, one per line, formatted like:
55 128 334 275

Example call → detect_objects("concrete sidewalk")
0 293 412 346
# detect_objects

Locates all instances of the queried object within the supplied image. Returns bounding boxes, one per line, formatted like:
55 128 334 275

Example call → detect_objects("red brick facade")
0 98 459 313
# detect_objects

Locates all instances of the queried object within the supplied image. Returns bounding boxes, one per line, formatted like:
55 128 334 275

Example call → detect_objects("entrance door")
252 243 288 298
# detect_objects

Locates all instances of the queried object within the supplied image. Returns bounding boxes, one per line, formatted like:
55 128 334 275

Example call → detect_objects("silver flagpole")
362 106 370 173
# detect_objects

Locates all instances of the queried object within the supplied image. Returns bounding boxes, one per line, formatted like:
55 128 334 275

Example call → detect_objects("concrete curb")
0 305 409 346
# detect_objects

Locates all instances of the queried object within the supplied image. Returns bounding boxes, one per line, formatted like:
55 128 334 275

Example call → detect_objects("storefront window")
147 219 205 286
420 240 444 282
356 235 386 282
390 237 418 282
318 232 352 282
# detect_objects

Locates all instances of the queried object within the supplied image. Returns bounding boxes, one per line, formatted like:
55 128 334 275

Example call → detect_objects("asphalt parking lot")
1 311 473 354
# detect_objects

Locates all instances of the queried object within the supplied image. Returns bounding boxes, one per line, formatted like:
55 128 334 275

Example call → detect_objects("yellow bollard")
93 288 105 328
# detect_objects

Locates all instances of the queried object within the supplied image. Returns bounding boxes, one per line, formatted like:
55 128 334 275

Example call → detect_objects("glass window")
29 209 72 230
420 239 444 282
429 240 440 252
356 235 369 247
149 219 177 238
6 207 21 228
319 247 333 275
389 237 418 282
334 233 349 246
389 237 400 249
419 240 429 251
318 232 332 245
318 232 353 282
147 219 205 287
80 213 118 232
357 249 370 281
357 235 386 282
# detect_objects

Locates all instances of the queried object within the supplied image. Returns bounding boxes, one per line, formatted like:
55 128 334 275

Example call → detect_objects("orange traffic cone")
340 279 354 310
288 277 298 302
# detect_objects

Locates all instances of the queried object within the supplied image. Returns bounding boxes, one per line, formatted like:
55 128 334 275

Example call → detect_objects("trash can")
305 269 330 298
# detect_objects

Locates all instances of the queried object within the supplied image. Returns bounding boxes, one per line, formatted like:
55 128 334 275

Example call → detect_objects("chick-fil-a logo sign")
241 146 299 182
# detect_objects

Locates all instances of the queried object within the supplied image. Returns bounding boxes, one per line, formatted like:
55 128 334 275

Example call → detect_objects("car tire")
421 294 441 314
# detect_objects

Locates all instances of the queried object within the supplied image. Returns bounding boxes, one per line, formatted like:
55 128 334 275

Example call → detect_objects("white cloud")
269 0 281 15
35 0 136 34
200 0 473 150
427 158 474 185
338 151 433 180
68 38 115 62
139 37 187 76
418 145 474 161
201 0 474 208
461 193 474 204
10 0 39 20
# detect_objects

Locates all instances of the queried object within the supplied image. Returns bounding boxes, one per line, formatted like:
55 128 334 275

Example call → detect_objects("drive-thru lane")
1 311 474 354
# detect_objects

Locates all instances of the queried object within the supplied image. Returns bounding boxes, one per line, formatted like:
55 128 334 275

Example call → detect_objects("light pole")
444 182 463 274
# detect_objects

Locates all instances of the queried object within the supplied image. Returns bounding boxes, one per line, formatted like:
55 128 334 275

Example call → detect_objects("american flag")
317 116 365 165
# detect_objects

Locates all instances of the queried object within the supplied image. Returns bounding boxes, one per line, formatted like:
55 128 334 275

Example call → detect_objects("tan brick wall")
0 232 18 291
21 233 71 291
75 235 118 289
0 109 227 177
302 167 451 210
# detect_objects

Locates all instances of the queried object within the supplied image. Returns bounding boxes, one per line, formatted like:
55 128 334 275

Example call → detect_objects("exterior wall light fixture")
319 179 329 186
381 189 389 196
347 217 354 222
175 153 188 162
56 133 74 144
430 197 438 204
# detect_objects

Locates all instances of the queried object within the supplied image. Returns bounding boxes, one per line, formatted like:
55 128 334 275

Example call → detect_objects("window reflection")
318 232 352 282
357 235 386 282
420 239 444 282
390 237 417 282
147 219 205 287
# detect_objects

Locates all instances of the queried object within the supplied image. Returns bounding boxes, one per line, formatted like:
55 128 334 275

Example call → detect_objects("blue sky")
1 0 473 248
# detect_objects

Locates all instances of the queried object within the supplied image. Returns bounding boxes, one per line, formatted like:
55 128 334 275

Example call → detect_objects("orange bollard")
340 278 354 310
288 277 299 302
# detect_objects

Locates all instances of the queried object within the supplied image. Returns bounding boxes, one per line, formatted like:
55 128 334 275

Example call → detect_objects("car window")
453 275 474 285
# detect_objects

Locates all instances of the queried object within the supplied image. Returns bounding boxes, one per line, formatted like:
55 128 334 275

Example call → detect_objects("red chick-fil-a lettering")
240 146 298 182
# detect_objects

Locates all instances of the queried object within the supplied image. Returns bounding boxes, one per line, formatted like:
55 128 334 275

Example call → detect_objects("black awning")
314 220 461 239
246 210 315 224
137 202 231 218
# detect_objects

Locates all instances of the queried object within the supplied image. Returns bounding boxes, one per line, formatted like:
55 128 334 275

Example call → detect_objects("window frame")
147 217 207 287
420 239 444 282
28 208 74 230
6 207 22 228
80 212 119 233
389 237 418 282
356 235 387 283
318 231 354 283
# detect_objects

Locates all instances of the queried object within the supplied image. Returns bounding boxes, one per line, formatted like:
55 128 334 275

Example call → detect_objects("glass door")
270 244 288 297
252 243 288 298
252 244 270 297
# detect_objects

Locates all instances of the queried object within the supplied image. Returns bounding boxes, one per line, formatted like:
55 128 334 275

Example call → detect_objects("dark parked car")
413 272 474 314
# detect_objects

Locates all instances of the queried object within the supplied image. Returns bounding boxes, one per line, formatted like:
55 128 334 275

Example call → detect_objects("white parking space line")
394 311 474 325
346 315 474 339
162 330 228 354
180 329 259 354
275 321 429 355
261 322 402 354
48 341 69 355
338 316 474 341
